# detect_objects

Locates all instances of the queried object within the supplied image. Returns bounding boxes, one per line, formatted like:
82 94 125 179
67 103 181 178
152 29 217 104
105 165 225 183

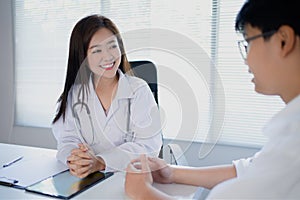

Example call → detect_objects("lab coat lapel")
105 70 134 124
89 78 107 131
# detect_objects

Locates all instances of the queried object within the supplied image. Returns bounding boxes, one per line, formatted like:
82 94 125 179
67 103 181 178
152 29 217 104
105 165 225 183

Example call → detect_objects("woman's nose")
103 48 114 61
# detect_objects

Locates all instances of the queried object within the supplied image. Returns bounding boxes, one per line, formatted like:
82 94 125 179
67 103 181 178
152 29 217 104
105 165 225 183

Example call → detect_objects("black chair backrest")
129 60 163 158
129 60 158 105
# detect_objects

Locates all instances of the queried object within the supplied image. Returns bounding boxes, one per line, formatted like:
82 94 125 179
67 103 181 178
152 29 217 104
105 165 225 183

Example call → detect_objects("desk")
0 143 200 199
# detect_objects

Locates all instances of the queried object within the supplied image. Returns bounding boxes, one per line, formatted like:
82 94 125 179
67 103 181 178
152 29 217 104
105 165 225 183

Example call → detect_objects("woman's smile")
100 62 115 70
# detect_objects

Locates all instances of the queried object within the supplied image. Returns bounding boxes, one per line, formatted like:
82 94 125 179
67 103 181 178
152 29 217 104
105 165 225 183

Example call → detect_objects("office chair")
129 60 158 105
129 60 188 166
167 143 188 166
129 60 162 158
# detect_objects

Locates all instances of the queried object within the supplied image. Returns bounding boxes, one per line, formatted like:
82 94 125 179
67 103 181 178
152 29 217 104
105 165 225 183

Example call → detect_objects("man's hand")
125 154 153 199
148 157 174 184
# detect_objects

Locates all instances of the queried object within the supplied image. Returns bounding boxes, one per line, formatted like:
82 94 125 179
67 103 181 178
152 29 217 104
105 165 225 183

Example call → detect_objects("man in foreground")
125 0 300 199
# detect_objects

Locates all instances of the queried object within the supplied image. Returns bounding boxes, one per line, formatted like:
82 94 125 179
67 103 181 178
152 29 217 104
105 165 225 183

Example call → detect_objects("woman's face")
87 28 121 79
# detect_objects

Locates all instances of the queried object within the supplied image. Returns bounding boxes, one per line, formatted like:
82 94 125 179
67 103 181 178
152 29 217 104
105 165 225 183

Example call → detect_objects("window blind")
14 0 102 127
101 0 212 145
14 0 284 147
213 0 284 146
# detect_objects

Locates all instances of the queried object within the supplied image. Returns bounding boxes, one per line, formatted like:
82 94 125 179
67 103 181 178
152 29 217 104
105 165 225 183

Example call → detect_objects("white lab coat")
207 94 300 199
52 69 162 171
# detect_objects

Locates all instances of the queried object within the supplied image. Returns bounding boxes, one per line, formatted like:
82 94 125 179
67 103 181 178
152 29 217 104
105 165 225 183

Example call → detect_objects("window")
213 0 284 146
14 0 284 147
14 0 102 127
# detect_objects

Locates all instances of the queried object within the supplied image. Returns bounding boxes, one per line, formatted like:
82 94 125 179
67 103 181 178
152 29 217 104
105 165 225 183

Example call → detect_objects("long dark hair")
53 14 132 123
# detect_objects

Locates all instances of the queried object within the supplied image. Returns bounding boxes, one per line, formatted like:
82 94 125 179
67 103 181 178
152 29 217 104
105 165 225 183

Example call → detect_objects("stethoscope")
72 92 135 145
123 99 135 143
72 100 96 145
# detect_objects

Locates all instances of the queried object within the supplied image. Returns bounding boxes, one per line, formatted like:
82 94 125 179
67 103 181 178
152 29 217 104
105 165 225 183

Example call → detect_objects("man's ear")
277 25 296 57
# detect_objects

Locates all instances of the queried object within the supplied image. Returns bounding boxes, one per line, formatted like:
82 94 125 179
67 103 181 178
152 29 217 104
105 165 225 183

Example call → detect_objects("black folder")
25 170 113 199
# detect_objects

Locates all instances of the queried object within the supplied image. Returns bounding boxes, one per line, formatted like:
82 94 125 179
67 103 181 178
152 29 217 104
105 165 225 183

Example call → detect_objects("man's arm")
171 164 237 189
125 156 237 200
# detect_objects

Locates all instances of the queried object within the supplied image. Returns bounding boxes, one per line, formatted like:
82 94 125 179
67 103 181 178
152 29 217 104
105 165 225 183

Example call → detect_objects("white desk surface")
0 143 199 199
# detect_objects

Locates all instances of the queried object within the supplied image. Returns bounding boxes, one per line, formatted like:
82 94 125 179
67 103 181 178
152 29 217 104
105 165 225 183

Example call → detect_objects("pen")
0 180 15 187
0 176 18 187
3 156 23 168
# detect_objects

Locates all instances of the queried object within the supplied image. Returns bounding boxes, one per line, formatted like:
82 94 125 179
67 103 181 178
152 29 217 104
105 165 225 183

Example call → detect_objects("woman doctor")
52 14 162 178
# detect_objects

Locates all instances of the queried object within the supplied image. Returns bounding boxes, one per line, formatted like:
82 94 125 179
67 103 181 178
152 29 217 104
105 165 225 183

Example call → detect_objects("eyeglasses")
238 30 277 60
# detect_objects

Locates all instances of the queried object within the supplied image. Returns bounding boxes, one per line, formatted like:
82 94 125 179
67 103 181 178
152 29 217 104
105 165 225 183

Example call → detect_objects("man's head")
235 0 300 36
235 0 300 103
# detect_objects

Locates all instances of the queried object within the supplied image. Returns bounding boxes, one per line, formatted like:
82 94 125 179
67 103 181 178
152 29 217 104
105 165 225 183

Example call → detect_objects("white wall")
0 1 57 149
0 0 14 144
0 1 260 166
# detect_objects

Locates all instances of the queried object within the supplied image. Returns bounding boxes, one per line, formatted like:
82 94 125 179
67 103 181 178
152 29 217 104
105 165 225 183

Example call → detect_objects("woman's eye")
109 44 118 49
92 49 102 54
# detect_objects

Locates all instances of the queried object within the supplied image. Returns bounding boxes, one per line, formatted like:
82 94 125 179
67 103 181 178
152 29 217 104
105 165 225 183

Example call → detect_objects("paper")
0 153 68 189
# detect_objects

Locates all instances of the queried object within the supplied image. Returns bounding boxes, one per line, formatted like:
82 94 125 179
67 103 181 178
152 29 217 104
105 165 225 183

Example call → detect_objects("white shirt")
208 94 300 199
52 70 162 172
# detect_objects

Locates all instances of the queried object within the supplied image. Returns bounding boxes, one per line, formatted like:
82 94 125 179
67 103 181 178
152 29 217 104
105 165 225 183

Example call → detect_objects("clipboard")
0 154 68 189
25 170 114 199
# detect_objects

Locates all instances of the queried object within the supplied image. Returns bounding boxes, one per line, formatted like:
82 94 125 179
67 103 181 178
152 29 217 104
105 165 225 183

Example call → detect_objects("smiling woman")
51 15 163 178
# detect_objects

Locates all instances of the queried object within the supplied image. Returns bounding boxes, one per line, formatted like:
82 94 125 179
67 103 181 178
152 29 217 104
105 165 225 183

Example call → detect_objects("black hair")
235 0 300 37
52 15 132 124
